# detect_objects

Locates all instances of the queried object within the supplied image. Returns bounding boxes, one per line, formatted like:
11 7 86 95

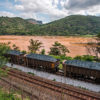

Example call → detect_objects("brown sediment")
0 35 95 57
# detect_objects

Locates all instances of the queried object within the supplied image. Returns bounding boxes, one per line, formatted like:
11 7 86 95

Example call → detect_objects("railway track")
7 63 100 84
56 71 98 84
2 67 100 100
43 68 99 84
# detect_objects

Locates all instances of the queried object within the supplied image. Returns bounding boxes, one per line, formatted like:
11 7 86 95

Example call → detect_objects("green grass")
0 88 30 100
0 88 21 100
13 68 21 71
78 35 96 37
0 68 8 77
27 72 35 76
52 78 56 81
77 86 88 90
50 55 73 63
71 35 96 37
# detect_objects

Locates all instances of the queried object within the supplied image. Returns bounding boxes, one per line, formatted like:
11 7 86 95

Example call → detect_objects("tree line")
1 15 100 36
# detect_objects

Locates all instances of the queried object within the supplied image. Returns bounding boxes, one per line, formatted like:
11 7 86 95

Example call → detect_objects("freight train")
5 50 100 83
5 50 60 72
63 60 100 82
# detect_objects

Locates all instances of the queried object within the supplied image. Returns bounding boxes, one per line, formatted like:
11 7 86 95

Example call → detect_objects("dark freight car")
5 50 25 65
25 53 59 72
63 60 100 82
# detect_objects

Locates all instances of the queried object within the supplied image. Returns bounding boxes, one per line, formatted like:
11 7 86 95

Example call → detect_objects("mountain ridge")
0 15 100 35
26 18 42 24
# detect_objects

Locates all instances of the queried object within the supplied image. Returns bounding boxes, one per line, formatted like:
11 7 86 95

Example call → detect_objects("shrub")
40 49 45 55
74 55 95 61
21 50 27 54
28 72 35 76
50 55 73 62
52 78 56 81
49 41 69 56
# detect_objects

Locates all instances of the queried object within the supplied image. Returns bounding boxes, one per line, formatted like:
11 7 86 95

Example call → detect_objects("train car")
24 53 60 72
5 50 25 65
63 60 100 82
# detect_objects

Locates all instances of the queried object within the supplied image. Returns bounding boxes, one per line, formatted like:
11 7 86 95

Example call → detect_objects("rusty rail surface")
2 67 100 100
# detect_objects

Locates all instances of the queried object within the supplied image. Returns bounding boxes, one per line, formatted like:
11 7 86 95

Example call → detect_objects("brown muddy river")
0 35 94 57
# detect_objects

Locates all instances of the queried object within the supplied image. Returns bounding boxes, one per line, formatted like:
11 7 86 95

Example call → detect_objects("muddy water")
0 35 94 57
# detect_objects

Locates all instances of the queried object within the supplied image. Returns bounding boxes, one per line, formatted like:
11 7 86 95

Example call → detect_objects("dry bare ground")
0 35 95 57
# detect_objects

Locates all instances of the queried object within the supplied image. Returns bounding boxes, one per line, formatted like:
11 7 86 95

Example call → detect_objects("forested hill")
0 15 100 35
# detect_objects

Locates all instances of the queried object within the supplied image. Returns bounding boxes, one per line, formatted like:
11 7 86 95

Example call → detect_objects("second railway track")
2 67 100 100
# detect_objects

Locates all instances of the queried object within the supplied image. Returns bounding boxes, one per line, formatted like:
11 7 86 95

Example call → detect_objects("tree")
49 41 70 56
21 50 27 54
74 55 95 61
28 39 43 53
0 43 10 67
0 43 10 77
85 33 100 60
40 49 45 55
12 44 19 51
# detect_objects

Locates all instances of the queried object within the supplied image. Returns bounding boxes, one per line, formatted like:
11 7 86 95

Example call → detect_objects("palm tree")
28 39 43 53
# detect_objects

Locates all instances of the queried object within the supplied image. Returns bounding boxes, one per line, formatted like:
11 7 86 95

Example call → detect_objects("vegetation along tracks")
2 67 100 100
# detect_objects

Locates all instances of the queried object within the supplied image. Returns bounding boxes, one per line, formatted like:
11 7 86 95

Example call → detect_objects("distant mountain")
0 15 100 35
35 15 100 36
26 18 42 24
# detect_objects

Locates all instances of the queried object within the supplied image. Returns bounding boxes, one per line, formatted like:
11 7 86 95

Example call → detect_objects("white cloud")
0 11 16 17
65 0 100 10
20 12 37 19
14 0 100 22
1 0 100 23
14 0 68 21
64 0 100 16
15 5 24 11
86 5 100 16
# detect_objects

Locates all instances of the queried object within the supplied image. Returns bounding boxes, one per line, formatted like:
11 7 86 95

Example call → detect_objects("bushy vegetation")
51 55 97 62
40 49 45 55
74 55 96 61
0 43 10 77
27 72 35 76
50 55 73 62
49 41 69 56
28 39 43 53
0 15 100 35
21 50 27 54
0 87 30 100
0 88 21 100
0 43 10 67
85 33 100 59
52 78 56 81
12 44 20 51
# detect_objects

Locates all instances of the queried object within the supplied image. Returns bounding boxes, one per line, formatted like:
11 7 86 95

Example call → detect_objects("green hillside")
0 17 36 35
0 15 100 35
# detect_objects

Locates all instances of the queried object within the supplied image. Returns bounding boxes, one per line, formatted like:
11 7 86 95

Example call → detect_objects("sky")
0 0 100 23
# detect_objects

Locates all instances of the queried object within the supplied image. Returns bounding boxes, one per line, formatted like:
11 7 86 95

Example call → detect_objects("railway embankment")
1 66 100 100
6 63 100 93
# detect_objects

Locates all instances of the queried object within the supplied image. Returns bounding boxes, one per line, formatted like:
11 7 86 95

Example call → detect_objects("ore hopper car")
25 53 60 72
5 50 25 65
63 60 100 83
